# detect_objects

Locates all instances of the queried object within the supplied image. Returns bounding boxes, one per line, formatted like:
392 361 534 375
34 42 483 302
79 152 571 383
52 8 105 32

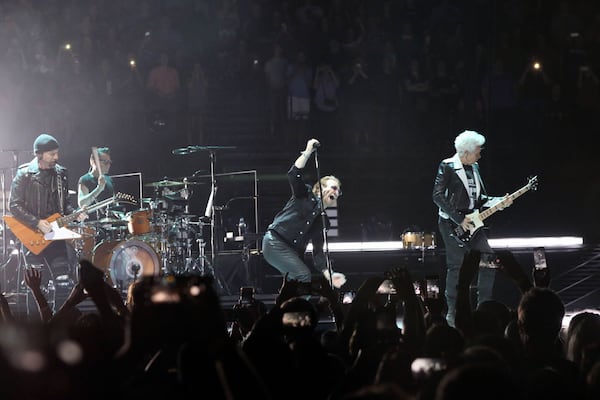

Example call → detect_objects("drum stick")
91 146 103 178
204 187 216 218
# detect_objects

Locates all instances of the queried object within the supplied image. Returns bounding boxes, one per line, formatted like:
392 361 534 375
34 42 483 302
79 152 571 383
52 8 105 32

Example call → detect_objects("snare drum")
69 224 97 258
127 209 152 236
92 239 161 290
402 232 423 249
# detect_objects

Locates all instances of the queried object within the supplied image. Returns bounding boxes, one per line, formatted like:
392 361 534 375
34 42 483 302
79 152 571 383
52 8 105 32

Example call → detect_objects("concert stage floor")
217 238 600 314
3 238 598 319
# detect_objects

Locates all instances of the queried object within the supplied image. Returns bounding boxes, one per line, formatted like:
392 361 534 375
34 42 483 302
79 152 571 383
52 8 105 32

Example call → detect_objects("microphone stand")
207 150 228 294
313 148 334 290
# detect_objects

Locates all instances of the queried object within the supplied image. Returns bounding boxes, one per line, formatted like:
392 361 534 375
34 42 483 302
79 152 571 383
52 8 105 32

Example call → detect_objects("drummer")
78 147 115 215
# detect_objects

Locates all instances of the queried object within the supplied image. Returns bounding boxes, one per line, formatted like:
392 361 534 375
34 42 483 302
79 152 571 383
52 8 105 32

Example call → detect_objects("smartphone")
413 281 422 296
340 290 356 304
282 311 312 327
239 286 255 305
425 275 440 299
411 358 447 379
533 247 548 270
150 286 181 303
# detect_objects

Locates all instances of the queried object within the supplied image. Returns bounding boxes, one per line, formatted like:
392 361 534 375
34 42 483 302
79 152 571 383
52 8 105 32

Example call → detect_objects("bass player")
432 130 512 327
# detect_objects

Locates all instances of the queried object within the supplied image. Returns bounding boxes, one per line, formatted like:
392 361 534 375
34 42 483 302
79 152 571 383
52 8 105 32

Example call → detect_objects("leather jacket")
9 158 74 229
432 153 493 225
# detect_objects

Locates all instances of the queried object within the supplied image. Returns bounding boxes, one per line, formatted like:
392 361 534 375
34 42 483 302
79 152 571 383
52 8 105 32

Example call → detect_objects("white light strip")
305 237 584 253
488 236 583 248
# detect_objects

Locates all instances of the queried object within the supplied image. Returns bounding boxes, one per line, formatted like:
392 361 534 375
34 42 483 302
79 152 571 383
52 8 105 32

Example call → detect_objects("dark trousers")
438 217 496 326
23 241 76 314
262 231 312 283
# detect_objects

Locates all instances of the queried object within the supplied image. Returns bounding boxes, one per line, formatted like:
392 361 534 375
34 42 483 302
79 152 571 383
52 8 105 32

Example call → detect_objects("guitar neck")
478 184 531 222
56 196 116 227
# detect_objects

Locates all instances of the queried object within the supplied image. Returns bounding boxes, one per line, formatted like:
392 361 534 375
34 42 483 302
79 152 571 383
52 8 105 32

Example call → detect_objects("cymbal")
144 179 184 187
92 218 128 225
172 145 237 155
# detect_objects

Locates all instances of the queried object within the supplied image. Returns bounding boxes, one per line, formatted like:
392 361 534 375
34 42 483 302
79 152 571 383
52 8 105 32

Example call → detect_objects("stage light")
306 236 584 253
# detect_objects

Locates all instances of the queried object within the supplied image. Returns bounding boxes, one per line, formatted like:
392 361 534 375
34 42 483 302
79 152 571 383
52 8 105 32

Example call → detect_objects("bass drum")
92 239 161 292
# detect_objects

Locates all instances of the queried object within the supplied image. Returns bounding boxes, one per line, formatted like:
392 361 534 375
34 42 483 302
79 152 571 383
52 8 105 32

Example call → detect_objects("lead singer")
262 138 346 289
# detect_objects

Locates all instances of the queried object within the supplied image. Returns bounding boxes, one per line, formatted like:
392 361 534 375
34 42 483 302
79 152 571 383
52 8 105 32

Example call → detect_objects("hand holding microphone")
296 139 321 168
306 138 321 154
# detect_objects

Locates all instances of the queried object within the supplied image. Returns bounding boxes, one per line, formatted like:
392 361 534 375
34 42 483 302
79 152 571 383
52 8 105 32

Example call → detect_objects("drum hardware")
67 222 97 259
171 145 237 155
171 145 238 295
144 179 186 188
401 229 437 265
94 218 127 225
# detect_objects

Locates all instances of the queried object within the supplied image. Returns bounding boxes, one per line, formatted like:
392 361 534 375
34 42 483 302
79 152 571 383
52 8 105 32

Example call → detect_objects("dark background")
0 0 599 244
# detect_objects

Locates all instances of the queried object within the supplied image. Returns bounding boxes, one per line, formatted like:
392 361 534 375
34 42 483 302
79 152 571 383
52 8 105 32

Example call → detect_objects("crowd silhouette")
0 249 598 399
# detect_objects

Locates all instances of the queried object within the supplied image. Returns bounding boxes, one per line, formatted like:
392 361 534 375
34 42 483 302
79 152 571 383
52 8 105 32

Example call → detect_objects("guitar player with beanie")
9 133 87 311
432 130 513 327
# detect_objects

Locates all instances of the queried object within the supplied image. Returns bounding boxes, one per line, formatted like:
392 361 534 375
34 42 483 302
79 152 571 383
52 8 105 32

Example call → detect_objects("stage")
216 236 600 314
2 236 598 319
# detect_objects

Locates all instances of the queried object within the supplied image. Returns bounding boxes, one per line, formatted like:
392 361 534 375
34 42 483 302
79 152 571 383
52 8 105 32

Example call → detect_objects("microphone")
313 142 321 148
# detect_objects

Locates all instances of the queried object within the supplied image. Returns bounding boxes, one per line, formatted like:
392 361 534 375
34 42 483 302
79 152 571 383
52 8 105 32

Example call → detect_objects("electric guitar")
4 192 135 255
451 176 538 244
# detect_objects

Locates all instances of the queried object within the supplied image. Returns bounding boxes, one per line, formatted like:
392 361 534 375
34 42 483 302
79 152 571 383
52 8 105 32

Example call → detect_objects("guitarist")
9 133 87 293
432 130 512 327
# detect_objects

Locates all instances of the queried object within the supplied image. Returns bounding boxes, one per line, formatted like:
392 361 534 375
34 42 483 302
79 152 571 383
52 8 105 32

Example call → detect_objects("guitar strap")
474 164 487 196
56 167 64 215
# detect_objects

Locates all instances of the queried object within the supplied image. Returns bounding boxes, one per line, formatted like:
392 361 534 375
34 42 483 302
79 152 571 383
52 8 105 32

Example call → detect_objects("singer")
262 138 346 288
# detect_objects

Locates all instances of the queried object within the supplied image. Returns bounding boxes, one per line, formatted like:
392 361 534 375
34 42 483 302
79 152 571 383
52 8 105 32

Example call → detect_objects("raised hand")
24 268 43 290
495 250 532 292
386 267 415 299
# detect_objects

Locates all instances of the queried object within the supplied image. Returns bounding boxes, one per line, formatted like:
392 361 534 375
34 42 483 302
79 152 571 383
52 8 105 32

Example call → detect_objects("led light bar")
306 236 584 253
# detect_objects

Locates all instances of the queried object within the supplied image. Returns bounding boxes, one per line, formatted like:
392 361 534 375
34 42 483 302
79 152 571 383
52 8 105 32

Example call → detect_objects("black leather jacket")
432 155 493 225
267 165 328 269
9 158 74 229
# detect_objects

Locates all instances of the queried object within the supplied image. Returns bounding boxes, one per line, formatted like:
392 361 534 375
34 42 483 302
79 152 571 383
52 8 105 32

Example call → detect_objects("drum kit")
67 144 238 295
67 177 211 294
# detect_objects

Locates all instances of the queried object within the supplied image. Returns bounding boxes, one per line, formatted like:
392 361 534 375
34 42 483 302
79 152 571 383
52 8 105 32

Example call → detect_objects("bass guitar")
4 192 135 255
451 176 538 244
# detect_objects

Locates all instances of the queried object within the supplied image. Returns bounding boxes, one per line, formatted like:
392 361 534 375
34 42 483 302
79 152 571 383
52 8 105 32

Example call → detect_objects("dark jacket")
432 153 494 225
10 158 74 229
267 165 328 269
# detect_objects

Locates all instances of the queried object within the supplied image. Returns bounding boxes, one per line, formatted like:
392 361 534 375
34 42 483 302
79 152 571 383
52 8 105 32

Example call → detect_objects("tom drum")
127 209 152 236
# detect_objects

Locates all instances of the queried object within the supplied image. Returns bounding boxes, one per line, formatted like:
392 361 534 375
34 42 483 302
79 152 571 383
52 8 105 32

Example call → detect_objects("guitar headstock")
527 175 539 191
114 192 137 204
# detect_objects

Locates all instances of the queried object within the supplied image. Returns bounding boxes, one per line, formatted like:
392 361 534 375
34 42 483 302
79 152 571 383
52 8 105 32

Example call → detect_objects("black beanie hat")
33 133 60 154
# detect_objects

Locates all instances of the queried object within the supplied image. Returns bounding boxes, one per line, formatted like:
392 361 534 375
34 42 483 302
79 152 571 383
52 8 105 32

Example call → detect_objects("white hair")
454 130 486 155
